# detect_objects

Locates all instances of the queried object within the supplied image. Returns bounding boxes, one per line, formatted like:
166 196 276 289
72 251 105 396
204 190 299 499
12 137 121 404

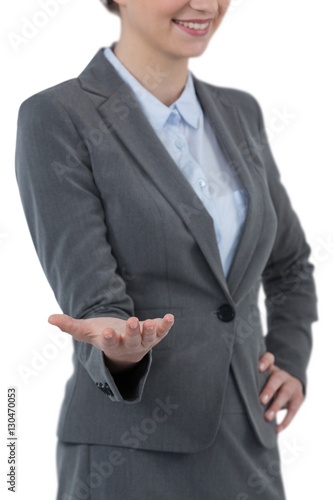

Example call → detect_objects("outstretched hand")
48 313 174 373
258 351 304 432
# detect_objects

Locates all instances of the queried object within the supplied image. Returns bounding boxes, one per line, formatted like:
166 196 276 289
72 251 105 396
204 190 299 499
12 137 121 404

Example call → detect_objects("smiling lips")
174 20 210 30
173 19 211 35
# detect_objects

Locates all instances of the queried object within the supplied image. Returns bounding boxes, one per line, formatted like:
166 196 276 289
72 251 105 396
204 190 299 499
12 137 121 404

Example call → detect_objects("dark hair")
100 0 120 15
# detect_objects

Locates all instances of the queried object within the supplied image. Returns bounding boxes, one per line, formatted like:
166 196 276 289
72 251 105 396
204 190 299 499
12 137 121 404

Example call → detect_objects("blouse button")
175 139 185 149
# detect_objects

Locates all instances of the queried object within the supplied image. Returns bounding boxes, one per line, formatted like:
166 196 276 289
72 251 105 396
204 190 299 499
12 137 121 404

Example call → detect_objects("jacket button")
217 304 235 322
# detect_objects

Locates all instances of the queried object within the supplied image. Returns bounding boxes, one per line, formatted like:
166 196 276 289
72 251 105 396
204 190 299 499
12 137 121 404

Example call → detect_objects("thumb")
48 313 87 338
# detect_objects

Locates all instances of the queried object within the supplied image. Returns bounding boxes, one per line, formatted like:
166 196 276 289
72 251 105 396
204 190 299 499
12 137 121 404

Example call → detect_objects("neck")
113 39 189 107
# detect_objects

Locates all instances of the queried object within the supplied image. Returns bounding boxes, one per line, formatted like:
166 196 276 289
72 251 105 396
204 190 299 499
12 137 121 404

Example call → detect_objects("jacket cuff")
103 350 152 403
86 346 152 403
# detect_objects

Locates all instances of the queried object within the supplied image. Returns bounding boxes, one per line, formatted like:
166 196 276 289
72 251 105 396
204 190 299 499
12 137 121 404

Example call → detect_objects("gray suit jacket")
15 49 317 453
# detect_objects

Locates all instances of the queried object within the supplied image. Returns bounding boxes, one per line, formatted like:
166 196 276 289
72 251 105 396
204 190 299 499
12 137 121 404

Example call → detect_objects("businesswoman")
16 0 317 498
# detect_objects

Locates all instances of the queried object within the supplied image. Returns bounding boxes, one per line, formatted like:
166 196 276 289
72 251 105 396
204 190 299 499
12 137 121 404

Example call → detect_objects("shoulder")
18 78 83 121
193 77 262 124
16 78 90 157
18 49 111 121
211 82 258 103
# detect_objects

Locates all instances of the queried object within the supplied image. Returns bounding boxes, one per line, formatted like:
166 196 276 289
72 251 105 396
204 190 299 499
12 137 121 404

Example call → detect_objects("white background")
1 0 331 498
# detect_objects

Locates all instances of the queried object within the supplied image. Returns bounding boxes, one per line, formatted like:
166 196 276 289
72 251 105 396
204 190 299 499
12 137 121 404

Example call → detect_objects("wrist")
103 353 142 374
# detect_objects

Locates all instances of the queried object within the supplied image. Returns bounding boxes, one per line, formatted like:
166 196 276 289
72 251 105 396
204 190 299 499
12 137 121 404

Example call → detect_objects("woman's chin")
171 43 210 60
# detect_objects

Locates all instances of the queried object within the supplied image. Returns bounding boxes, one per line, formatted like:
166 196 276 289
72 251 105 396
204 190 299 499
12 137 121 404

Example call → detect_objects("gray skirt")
56 373 286 500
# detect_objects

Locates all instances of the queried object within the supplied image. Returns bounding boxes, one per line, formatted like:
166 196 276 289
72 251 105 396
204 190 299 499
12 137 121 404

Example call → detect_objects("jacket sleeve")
251 97 318 392
15 91 152 403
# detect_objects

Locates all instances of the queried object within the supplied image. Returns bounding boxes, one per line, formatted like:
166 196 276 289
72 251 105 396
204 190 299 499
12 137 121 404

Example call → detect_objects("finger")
123 317 142 349
258 351 275 372
155 314 174 339
126 317 141 338
141 320 156 347
264 382 294 421
101 327 119 348
276 397 303 432
260 369 288 405
48 314 91 339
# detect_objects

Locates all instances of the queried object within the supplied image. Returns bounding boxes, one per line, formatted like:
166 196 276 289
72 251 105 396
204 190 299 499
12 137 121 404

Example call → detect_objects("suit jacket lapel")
103 98 232 296
78 50 264 302
193 78 265 300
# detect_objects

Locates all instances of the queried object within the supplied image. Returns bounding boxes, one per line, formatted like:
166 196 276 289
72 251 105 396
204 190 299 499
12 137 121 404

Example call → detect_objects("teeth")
176 20 209 30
